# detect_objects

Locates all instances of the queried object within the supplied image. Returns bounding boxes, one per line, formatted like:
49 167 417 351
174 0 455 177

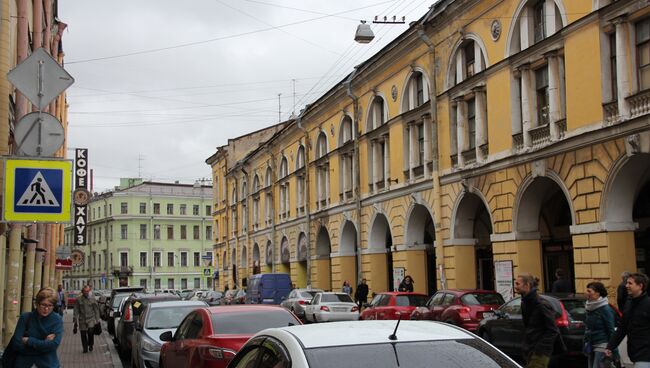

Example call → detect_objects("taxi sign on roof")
3 158 72 223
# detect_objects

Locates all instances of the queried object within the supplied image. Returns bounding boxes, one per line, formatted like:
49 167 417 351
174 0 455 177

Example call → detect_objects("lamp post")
354 16 407 44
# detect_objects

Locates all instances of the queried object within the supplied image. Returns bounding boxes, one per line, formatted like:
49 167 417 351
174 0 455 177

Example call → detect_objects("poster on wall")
393 267 405 291
494 260 514 302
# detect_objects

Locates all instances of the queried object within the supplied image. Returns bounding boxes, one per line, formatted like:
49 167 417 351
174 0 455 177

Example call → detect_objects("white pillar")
544 0 556 37
341 155 348 195
456 100 467 166
546 52 561 139
352 152 358 197
408 124 418 180
520 65 533 148
615 18 630 119
473 88 487 161
383 136 390 188
316 169 322 209
372 140 380 192
519 7 531 50
325 164 330 206
423 116 432 177
456 51 465 83
474 41 484 73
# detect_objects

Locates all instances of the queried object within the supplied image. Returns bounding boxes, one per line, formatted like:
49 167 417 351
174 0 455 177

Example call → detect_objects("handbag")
1 313 32 368
93 322 102 336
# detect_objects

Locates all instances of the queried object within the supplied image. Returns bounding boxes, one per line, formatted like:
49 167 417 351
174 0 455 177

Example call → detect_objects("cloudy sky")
59 0 434 193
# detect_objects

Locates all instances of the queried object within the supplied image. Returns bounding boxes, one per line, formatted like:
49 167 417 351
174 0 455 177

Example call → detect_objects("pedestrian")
606 272 650 367
515 273 562 368
342 280 352 295
4 287 64 368
355 278 369 310
73 285 101 353
584 281 619 368
551 268 573 293
398 275 414 292
617 271 630 312
55 284 66 316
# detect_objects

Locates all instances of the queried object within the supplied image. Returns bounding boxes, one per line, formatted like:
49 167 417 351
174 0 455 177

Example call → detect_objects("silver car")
280 288 323 319
131 300 207 368
304 292 359 323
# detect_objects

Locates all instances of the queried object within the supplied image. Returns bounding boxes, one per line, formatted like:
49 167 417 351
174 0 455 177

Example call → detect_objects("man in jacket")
73 285 101 353
355 278 369 310
617 271 631 311
515 273 560 368
606 272 650 367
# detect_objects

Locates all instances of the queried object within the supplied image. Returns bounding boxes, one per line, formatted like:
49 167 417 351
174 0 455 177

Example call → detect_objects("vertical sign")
494 260 514 302
74 149 88 245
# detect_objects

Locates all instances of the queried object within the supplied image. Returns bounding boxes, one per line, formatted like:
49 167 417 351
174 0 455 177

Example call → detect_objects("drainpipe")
344 66 363 284
418 27 445 290
267 150 277 274
297 108 312 286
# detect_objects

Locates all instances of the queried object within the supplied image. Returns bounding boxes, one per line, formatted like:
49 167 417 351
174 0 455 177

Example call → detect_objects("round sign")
14 112 64 157
73 188 91 205
70 249 84 266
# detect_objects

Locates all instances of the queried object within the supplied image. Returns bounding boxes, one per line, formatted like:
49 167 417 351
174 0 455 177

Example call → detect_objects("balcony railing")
603 101 619 126
112 266 133 277
461 149 477 165
512 133 523 152
530 123 551 149
629 89 650 118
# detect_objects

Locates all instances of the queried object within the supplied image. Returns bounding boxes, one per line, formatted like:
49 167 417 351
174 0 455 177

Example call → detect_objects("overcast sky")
59 0 433 193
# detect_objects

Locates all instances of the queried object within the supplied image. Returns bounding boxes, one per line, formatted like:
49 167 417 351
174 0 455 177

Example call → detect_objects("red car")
410 289 504 332
359 292 428 320
65 291 78 309
158 305 301 368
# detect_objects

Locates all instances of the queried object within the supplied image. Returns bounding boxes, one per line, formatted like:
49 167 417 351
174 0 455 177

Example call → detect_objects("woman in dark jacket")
11 287 64 368
584 281 617 368
398 275 414 292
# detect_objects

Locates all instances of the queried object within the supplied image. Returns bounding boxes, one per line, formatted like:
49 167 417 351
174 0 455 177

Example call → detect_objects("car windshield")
112 294 128 308
321 294 353 303
304 339 518 368
461 293 505 306
211 310 298 334
300 291 319 298
146 306 200 329
562 299 586 322
395 295 428 307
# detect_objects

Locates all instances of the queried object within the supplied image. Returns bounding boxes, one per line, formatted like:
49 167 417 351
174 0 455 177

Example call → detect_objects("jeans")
589 351 610 368
634 362 650 368
80 329 94 352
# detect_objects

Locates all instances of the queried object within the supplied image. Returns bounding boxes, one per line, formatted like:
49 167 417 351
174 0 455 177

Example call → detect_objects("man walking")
617 271 631 312
515 274 561 368
73 285 101 353
606 273 650 368
355 278 369 310
56 284 66 315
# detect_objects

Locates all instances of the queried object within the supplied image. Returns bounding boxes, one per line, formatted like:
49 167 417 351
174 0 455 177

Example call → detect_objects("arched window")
296 146 306 215
367 96 386 132
296 146 305 170
402 71 429 112
279 156 290 220
449 38 487 87
317 132 328 158
280 157 288 178
265 167 272 187
339 115 354 201
253 175 260 193
316 131 330 208
338 116 353 146
507 0 566 56
252 175 260 229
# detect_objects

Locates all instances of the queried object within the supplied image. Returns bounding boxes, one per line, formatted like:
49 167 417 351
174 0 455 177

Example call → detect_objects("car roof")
317 292 350 295
294 288 323 292
207 305 288 314
128 293 180 302
146 300 207 309
376 292 428 297
265 321 472 348
438 289 502 295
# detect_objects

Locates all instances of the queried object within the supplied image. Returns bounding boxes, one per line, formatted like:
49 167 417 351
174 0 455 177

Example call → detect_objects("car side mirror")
160 331 173 342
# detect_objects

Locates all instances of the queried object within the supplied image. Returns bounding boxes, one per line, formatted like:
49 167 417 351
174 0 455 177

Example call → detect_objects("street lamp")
354 21 374 43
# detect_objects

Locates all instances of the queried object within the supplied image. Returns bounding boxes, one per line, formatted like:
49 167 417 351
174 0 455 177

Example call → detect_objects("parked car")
158 305 301 368
410 289 505 332
245 273 291 304
106 286 145 336
304 292 359 323
280 288 323 320
203 291 224 306
189 289 209 301
115 292 181 358
228 320 522 368
359 292 428 320
131 300 208 368
477 294 586 364
178 289 195 300
65 291 78 309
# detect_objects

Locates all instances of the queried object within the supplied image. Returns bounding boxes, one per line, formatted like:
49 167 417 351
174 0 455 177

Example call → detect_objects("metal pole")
0 234 7 347
21 242 36 312
3 225 23 345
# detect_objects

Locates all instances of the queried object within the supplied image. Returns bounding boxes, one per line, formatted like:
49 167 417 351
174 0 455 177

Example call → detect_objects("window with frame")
368 96 386 131
154 252 161 267
206 226 212 240
193 225 200 240
139 252 147 267
121 202 128 214
154 279 161 289
610 33 618 100
167 252 174 267
153 203 160 214
120 252 128 267
467 98 476 150
109 225 113 241
109 204 112 215
180 225 187 240
154 224 160 240
193 205 199 215
464 41 476 77
194 252 200 267
637 18 650 91
533 0 546 43
180 204 187 215
140 279 147 288
535 66 550 126
417 123 425 165
206 205 211 216
120 224 128 240
194 278 200 288
168 279 175 290
167 225 174 239
139 202 146 214
181 278 187 289
180 252 188 267
167 203 173 215
140 224 147 239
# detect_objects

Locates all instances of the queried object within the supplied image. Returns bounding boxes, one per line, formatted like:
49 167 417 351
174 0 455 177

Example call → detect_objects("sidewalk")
58 311 122 368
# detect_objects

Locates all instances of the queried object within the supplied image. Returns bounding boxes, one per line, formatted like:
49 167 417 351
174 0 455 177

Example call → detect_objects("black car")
106 287 145 336
114 292 180 358
477 294 586 365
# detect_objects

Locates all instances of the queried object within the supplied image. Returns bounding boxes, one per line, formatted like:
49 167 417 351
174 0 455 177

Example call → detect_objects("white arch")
280 236 290 264
339 220 358 255
445 33 491 90
399 66 431 114
365 92 389 133
601 153 650 228
316 226 331 256
295 145 306 171
265 240 273 265
513 171 576 234
241 245 248 268
505 0 569 57
338 112 355 147
404 202 436 246
253 243 260 262
316 130 329 159
368 212 392 251
279 156 289 178
450 190 494 240
297 232 308 261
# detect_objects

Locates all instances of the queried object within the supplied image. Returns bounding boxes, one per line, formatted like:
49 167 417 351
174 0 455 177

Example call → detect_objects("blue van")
246 273 292 304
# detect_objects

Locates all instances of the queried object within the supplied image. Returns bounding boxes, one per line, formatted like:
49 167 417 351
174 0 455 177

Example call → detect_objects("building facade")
63 180 215 291
207 0 650 301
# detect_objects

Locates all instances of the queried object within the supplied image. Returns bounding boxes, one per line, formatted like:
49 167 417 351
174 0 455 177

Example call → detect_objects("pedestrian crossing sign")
3 158 73 222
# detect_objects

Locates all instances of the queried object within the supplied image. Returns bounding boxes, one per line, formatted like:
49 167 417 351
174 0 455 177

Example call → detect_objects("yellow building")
207 0 650 301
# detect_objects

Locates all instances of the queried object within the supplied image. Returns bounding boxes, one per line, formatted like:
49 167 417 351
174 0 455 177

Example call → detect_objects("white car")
303 292 358 323
227 320 522 368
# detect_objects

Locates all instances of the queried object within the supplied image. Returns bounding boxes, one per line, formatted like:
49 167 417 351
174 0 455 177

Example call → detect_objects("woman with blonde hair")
4 287 64 367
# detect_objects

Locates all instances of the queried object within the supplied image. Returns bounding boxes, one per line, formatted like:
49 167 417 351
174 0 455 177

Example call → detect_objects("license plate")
482 312 494 319
333 308 347 312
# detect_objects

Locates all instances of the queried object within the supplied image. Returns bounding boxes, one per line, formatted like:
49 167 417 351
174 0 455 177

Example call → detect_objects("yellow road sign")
3 158 73 222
